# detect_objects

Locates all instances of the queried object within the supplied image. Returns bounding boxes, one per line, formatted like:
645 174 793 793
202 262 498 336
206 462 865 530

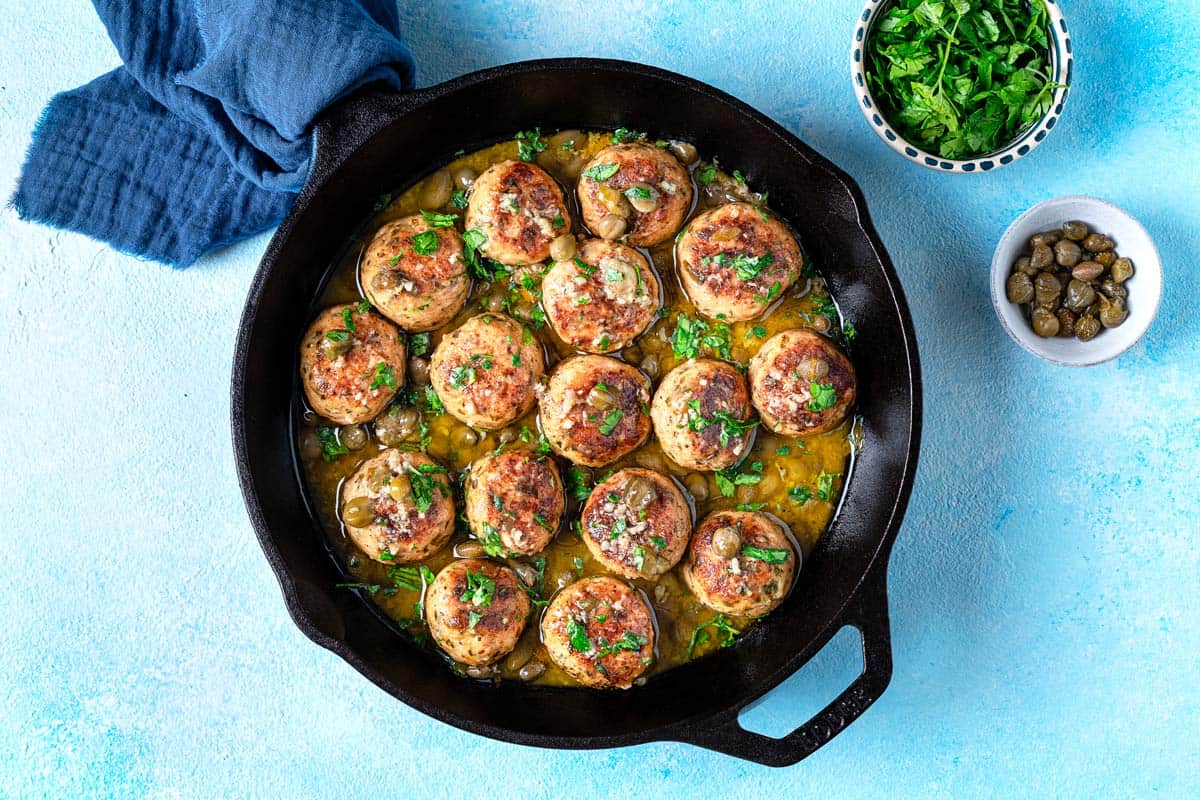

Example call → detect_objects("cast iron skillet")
231 58 921 767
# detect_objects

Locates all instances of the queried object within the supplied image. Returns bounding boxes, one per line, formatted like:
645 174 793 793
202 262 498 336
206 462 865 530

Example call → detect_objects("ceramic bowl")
852 0 1073 173
991 196 1162 366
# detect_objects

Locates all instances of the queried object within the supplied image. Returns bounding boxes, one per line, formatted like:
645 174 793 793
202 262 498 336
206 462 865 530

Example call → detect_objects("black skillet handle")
677 562 894 767
308 86 425 183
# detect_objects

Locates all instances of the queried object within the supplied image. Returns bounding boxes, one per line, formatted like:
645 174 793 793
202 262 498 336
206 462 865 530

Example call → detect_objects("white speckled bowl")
991 196 1162 366
852 0 1073 173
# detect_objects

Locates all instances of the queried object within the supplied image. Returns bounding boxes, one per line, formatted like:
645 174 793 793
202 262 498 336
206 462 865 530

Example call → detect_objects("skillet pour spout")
232 58 921 766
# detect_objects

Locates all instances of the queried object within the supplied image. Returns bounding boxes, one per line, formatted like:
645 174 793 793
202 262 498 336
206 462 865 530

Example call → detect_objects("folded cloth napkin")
11 0 415 267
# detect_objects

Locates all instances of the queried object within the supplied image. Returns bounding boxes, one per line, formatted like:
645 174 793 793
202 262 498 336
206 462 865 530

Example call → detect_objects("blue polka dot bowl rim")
851 0 1073 174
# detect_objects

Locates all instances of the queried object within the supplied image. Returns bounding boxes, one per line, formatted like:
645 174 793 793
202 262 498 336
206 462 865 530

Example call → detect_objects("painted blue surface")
1 1 1198 797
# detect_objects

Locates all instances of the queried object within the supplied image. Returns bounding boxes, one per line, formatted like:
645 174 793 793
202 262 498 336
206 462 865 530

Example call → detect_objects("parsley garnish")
342 307 356 332
807 381 837 412
478 523 509 558
387 566 422 591
687 401 758 448
696 162 717 185
567 618 591 652
409 332 431 357
598 409 624 435
632 546 646 572
566 466 593 502
817 470 840 502
788 485 813 504
315 427 347 462
755 281 783 305
411 230 439 256
594 631 648 658
468 611 482 630
421 210 458 228
608 518 628 540
715 461 763 498
449 364 476 389
407 464 445 513
736 502 767 512
422 385 445 415
460 570 496 607
450 189 467 209
741 544 790 563
610 127 642 144
516 128 547 162
367 363 396 391
688 614 741 658
583 163 620 182
335 581 380 593
672 314 733 361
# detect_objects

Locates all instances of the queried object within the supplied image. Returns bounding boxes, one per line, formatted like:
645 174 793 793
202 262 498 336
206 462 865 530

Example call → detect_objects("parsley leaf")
583 163 620 182
688 614 741 658
817 470 840 502
715 461 763 498
315 427 348 462
741 544 790 563
566 466 593 502
567 618 591 652
367 363 396 391
807 381 838 412
610 127 642 144
516 128 547 162
598 409 624 436
450 189 467 209
411 230 439 255
459 570 496 607
408 332 431 357
421 210 458 228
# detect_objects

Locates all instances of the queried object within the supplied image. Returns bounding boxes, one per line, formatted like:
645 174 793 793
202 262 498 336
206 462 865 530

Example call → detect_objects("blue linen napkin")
11 0 415 268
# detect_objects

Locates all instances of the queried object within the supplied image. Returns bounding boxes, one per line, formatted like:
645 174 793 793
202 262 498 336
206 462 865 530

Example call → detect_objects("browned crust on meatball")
538 355 652 467
429 313 545 429
465 160 571 266
465 449 564 555
425 558 531 666
650 359 755 472
340 450 455 563
360 215 471 332
748 328 856 437
580 468 691 580
577 143 692 247
541 238 661 353
540 576 655 689
675 203 803 322
681 511 797 617
300 304 406 425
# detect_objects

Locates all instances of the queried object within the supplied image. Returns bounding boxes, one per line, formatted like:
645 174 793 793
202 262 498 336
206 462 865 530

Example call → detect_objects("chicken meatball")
465 160 571 265
540 576 655 689
464 449 564 555
429 313 545 429
577 142 692 247
681 511 797 617
650 359 755 472
425 558 531 666
675 202 804 322
538 355 652 467
541 238 661 353
748 328 856 437
339 450 455 564
359 214 471 332
299 304 406 425
580 468 691 580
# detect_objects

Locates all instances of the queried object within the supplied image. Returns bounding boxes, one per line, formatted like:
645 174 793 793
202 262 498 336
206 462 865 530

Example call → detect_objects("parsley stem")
934 14 962 100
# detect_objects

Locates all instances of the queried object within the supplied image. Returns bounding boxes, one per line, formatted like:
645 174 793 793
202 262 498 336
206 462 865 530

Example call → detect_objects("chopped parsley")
610 127 642 144
367 362 396 391
566 466 593 502
688 614 741 658
583 162 620 182
461 228 491 279
755 281 783 305
735 502 767 512
788 485 813 504
806 381 838 412
342 307 356 332
650 536 667 551
450 189 468 209
411 230 439 256
315 427 348 462
422 384 445 415
407 464 446 514
608 518 628 540
567 618 591 652
843 321 858 342
687 402 759 448
421 210 458 228
594 630 648 658
715 461 763 498
516 128 547 162
325 329 350 343
468 611 483 630
632 546 646 572
741 544 790 563
816 470 840 502
671 314 733 361
573 256 597 277
408 332 431 357
748 325 768 340
459 570 496 607
387 565 422 591
696 162 717 185
335 581 380 593
478 522 509 558
776 445 791 456
449 364 476 389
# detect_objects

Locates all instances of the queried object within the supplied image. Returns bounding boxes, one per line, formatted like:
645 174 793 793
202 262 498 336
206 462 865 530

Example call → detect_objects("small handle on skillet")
677 562 894 767
308 86 427 184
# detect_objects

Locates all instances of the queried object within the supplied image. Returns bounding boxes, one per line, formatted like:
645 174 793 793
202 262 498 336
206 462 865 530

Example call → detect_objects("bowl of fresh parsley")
853 0 1072 172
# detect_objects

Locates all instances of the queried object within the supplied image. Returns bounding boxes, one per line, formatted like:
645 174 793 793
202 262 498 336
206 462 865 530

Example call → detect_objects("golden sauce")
296 132 857 687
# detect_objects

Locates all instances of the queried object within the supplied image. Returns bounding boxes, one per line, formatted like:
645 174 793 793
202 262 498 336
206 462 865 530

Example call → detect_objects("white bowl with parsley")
853 0 1072 173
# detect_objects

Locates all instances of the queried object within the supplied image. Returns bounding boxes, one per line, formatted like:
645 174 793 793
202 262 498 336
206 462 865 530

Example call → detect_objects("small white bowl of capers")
991 195 1163 367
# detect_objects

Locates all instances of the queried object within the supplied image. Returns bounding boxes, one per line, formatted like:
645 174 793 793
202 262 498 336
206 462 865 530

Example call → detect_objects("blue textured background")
2 1 1198 797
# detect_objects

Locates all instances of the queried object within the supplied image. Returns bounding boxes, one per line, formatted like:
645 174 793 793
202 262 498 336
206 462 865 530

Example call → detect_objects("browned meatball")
538 355 652 467
464 449 564 555
681 511 797 617
540 576 655 689
580 468 691 580
541 238 661 354
748 328 856 436
359 214 471 332
339 450 455 563
650 359 756 472
577 143 692 247
425 559 531 666
465 160 571 265
429 313 545 429
676 203 804 322
299 304 406 425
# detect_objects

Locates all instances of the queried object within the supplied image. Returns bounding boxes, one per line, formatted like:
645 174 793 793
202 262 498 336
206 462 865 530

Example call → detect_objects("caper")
508 560 539 587
1075 315 1102 342
1071 261 1105 282
419 169 453 209
386 472 412 504
810 314 832 332
711 526 742 559
455 427 479 449
1030 307 1060 338
1093 251 1116 267
1029 229 1062 248
1005 273 1034 304
684 472 709 502
341 496 377 528
408 357 430 386
497 427 518 445
1030 244 1054 270
1099 279 1128 301
1099 297 1128 328
586 383 617 410
1055 308 1077 338
1062 220 1089 241
668 140 699 164
625 182 659 214
623 475 658 510
373 269 399 292
451 166 477 191
1033 272 1062 308
375 406 419 446
1053 239 1082 267
517 661 546 682
555 571 576 591
464 664 496 680
1064 279 1096 312
299 430 322 461
1111 257 1135 283
595 213 627 240
639 353 660 379
549 233 576 263
1083 233 1114 252
455 540 486 558
1012 256 1036 276
366 465 391 493
319 334 353 361
340 424 368 450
